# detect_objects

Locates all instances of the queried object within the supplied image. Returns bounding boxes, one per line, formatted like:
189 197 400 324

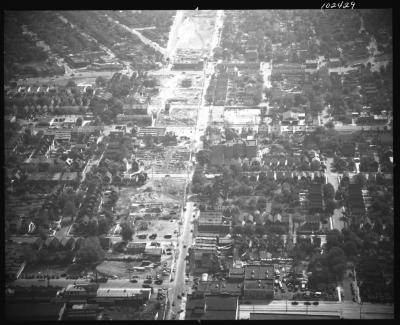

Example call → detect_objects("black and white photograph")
3 7 394 321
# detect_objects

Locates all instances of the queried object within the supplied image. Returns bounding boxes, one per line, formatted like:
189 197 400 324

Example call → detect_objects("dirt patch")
96 260 141 277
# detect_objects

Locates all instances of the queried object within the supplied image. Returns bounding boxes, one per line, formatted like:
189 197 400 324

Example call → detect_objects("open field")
175 11 216 50
17 69 117 87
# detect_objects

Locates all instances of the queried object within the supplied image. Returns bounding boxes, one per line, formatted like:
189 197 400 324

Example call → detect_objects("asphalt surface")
169 202 194 316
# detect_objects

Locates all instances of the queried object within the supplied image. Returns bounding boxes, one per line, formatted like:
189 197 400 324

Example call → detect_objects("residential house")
60 237 76 251
308 183 324 212
125 242 146 255
143 247 162 262
32 237 44 250
44 237 61 251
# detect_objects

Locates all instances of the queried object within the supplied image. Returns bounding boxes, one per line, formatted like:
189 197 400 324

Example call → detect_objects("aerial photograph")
4 9 394 320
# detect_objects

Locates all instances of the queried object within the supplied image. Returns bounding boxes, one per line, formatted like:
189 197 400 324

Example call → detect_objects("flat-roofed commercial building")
95 288 151 304
243 264 275 300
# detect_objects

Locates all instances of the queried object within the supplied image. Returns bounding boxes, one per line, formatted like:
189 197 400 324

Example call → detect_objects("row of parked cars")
20 273 60 280
291 301 319 306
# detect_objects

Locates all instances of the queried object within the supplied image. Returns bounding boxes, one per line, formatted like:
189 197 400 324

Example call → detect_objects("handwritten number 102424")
321 2 356 9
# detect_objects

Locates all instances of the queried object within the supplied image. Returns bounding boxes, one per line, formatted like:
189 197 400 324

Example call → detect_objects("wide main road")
168 202 194 318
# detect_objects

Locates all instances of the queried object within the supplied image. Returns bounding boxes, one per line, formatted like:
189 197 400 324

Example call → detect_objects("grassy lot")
23 264 69 277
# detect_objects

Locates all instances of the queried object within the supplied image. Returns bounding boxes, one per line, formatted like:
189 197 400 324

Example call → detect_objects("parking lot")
135 220 181 244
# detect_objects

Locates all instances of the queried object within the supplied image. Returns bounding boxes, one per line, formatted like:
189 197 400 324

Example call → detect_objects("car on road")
304 301 311 306
183 245 187 248
312 301 319 305
130 279 138 283
177 295 181 299
155 279 163 285
183 207 186 211
142 284 152 288
291 301 299 305
149 233 157 239
164 235 172 239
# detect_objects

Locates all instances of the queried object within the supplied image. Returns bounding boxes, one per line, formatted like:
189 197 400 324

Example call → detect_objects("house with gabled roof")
44 237 61 250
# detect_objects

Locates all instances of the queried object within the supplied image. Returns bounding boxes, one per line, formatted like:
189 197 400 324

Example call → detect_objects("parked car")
313 301 319 305
130 279 138 283
304 301 311 306
292 301 299 305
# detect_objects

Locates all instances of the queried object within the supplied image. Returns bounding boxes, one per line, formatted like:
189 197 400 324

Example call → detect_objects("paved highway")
168 202 194 318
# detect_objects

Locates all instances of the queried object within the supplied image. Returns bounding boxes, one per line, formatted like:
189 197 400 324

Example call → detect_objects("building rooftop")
244 265 275 280
96 288 151 298
244 279 273 291
250 313 340 319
